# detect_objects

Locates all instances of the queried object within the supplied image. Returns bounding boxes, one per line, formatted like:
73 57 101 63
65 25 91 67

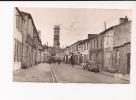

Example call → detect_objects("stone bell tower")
53 25 60 49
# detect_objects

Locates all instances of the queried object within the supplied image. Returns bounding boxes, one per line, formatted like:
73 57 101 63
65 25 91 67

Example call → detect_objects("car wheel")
91 69 94 72
96 69 99 72
87 66 91 71
88 68 91 71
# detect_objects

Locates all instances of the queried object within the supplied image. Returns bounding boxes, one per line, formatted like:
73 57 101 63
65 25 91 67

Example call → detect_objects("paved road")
51 63 129 84
13 63 129 84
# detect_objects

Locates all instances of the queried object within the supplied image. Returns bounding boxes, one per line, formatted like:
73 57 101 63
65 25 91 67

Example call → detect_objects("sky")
19 8 132 48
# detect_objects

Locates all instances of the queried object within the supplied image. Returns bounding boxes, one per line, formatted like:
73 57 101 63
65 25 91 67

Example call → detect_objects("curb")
50 64 57 83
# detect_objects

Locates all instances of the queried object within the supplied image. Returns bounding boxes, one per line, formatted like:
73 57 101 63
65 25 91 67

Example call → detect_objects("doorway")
127 53 130 74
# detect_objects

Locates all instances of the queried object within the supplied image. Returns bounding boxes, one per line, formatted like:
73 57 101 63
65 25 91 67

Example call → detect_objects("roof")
66 35 99 48
88 34 99 38
67 39 87 48
65 20 131 49
18 8 43 47
15 8 44 49
100 20 131 35
79 34 100 45
79 39 88 44
100 26 115 35
15 7 24 21
20 11 37 33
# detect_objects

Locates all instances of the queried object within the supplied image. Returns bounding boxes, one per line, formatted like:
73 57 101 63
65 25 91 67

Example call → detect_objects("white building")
13 8 23 71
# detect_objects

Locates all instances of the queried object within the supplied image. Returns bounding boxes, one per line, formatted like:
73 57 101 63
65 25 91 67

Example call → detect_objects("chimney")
119 16 128 24
88 34 98 39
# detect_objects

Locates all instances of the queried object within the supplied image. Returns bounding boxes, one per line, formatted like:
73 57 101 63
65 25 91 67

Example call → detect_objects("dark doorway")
127 53 130 74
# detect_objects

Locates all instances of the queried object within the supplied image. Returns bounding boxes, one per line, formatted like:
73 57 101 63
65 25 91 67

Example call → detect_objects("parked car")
82 61 99 72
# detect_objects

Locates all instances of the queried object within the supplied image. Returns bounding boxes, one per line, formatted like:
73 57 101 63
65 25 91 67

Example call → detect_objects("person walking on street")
71 54 74 67
49 59 51 66
49 57 52 66
58 59 61 64
71 60 74 67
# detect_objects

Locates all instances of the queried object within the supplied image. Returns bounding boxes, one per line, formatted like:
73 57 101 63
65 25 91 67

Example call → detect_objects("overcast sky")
19 8 132 48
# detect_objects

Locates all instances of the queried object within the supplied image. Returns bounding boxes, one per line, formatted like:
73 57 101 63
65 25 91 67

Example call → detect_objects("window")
19 17 22 32
116 50 119 65
106 37 108 45
101 36 102 46
18 42 20 61
16 14 20 30
14 39 22 62
85 42 86 50
89 40 91 50
76 45 78 51
95 38 97 50
84 43 85 51
14 39 16 62
87 42 88 50
19 43 21 61
97 38 98 48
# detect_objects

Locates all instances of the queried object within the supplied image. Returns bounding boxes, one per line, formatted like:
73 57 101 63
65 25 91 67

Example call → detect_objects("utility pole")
104 21 107 31
102 21 107 70
47 41 48 47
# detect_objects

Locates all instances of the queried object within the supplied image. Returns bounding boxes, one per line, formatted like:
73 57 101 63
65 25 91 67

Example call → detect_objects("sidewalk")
99 71 130 81
70 64 130 81
13 63 53 82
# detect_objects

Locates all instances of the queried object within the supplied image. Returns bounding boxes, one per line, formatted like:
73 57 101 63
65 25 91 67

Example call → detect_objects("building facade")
14 7 46 70
113 19 131 74
64 16 131 75
79 39 89 64
89 34 103 70
20 11 34 68
103 27 114 72
13 8 23 71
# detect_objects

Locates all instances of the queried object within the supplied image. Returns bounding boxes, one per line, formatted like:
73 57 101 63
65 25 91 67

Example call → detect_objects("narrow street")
13 8 131 84
13 63 129 84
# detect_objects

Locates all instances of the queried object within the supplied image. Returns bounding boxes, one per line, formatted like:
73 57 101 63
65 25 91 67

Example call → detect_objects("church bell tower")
53 25 60 49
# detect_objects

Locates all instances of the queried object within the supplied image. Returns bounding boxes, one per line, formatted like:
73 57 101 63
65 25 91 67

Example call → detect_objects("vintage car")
82 61 99 72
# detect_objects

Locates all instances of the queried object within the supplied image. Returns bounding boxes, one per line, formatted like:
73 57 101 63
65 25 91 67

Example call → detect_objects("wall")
80 41 89 63
113 44 130 74
13 8 23 71
14 8 46 70
20 12 36 68
113 21 131 47
21 14 28 68
27 19 33 38
97 51 102 69
88 35 103 69
103 29 114 71
113 21 131 74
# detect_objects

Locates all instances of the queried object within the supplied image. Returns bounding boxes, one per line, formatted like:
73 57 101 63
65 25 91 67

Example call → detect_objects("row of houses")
64 16 131 74
13 7 48 71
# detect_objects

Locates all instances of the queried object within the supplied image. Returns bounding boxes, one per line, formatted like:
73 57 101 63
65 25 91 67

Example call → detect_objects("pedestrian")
58 59 60 64
49 57 52 66
71 60 74 67
49 60 51 66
